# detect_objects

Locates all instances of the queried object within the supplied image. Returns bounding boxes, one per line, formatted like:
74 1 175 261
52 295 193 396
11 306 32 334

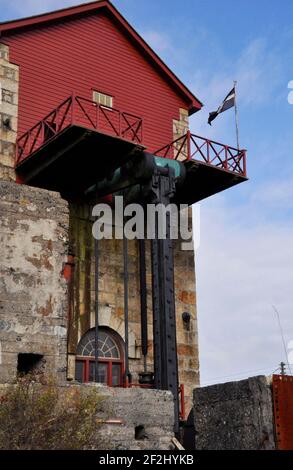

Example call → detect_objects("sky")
1 0 293 386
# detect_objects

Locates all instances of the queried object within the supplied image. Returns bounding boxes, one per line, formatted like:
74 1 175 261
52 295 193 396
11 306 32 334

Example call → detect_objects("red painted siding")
3 11 190 153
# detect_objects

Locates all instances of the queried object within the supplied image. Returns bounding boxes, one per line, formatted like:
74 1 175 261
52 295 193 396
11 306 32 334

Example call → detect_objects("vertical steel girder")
139 238 148 369
94 237 99 382
149 166 179 432
123 212 131 384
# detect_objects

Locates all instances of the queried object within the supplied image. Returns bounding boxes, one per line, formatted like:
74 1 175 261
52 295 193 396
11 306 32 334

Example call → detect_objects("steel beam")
149 166 179 433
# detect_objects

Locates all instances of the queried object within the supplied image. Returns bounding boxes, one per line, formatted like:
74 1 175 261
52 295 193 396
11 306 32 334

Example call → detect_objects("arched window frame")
75 327 124 387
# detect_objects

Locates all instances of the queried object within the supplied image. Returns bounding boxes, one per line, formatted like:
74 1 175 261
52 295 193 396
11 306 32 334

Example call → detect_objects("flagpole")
233 80 240 150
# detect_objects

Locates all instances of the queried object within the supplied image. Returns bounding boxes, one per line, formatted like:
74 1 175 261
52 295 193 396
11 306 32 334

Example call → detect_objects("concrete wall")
0 43 18 182
98 386 175 450
0 180 69 383
193 376 276 450
0 381 176 450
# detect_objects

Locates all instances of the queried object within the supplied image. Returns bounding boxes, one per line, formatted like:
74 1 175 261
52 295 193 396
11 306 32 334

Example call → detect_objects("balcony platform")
175 159 247 205
155 131 248 205
16 95 144 195
16 125 144 195
16 96 247 202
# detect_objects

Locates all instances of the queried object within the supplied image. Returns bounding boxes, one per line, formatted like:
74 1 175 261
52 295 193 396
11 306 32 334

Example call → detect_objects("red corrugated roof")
0 0 203 114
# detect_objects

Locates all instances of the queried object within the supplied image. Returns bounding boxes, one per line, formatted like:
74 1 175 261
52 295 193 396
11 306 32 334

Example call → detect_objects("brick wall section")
67 202 151 374
68 202 199 413
174 226 199 412
193 376 276 450
0 44 18 181
0 181 69 383
173 108 189 161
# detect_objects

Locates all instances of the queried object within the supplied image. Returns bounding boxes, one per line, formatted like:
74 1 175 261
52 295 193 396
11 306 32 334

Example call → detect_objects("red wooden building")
0 0 246 195
1 1 201 149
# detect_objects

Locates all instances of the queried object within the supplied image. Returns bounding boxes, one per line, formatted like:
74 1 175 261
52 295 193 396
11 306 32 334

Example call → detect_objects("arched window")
75 328 124 386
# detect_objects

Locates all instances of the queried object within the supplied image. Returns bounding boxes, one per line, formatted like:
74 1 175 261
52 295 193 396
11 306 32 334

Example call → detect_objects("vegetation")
0 373 105 450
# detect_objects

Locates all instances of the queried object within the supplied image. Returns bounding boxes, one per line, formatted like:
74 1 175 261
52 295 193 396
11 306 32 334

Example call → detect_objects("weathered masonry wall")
0 181 69 383
0 43 18 182
98 386 175 450
173 108 189 161
174 215 199 412
67 202 199 412
193 376 276 450
0 382 175 450
173 108 189 141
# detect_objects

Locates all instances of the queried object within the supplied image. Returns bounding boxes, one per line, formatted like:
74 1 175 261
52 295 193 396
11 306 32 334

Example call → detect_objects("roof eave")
0 0 108 33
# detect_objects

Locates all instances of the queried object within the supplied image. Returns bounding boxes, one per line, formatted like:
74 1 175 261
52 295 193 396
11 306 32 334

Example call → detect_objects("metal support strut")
94 236 99 383
139 238 148 371
149 166 180 433
123 216 131 385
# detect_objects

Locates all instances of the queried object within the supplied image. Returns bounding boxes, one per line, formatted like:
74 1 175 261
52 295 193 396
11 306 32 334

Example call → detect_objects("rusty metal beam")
272 374 293 449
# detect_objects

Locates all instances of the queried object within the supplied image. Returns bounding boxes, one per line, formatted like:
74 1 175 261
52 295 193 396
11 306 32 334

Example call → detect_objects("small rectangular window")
4 67 16 81
2 88 14 105
93 90 113 108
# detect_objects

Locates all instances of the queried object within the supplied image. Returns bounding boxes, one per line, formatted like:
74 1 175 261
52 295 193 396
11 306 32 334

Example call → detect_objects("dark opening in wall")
182 311 191 331
135 425 147 441
17 353 44 375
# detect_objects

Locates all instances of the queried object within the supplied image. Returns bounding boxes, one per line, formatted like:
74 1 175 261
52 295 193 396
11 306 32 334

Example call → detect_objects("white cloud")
251 178 293 210
189 36 283 142
236 38 282 107
186 31 293 385
196 193 293 386
3 0 89 16
142 30 171 54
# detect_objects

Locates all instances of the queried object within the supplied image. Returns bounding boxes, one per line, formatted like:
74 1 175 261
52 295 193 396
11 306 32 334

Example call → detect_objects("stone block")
193 376 275 450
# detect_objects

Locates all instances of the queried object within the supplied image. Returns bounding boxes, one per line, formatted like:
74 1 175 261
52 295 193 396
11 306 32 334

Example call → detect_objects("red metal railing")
16 94 143 164
154 130 247 177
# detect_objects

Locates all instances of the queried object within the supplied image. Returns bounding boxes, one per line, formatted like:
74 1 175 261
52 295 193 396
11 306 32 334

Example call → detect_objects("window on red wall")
75 328 124 386
93 90 113 108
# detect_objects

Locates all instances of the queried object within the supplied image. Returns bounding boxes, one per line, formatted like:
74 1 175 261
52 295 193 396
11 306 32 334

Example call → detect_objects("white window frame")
93 90 113 108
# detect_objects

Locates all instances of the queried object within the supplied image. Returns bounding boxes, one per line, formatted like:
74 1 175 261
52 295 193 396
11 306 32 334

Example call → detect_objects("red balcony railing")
16 95 143 165
154 130 247 177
